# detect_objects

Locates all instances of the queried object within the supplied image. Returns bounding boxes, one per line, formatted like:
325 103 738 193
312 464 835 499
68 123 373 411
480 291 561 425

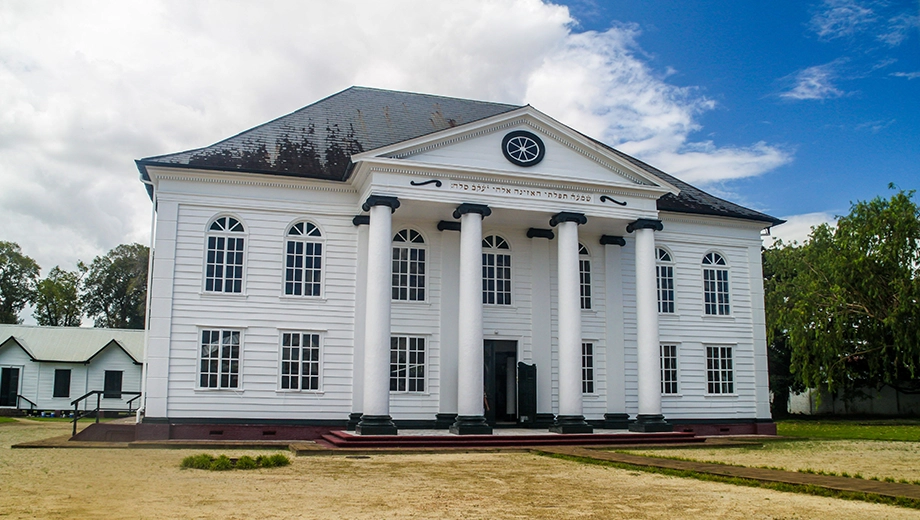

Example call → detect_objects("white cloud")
780 62 847 100
809 0 878 40
0 0 788 275
891 71 920 80
762 212 838 248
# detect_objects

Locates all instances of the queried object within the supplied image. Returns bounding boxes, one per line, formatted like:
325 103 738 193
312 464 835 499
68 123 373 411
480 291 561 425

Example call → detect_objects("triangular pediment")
351 107 678 194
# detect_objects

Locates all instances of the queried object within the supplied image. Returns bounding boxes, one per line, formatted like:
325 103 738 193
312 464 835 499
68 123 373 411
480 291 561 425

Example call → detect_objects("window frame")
283 220 325 298
582 341 596 394
389 335 427 393
482 234 512 306
392 228 428 302
203 215 247 295
702 251 731 316
579 243 592 310
657 247 676 314
198 328 243 390
53 369 71 399
706 345 735 395
660 344 679 395
278 331 323 392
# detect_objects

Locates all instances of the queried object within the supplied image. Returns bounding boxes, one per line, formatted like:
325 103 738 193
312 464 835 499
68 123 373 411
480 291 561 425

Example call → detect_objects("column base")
603 413 630 430
449 415 492 435
549 415 594 434
628 414 672 432
435 413 457 430
346 412 362 431
355 414 398 435
534 413 556 428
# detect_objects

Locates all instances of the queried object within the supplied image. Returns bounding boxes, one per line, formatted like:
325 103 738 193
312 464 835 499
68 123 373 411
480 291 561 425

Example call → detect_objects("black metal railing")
70 390 142 437
16 394 36 410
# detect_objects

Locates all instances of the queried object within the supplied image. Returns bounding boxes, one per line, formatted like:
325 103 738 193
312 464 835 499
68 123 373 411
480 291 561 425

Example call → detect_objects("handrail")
71 390 142 437
16 394 36 410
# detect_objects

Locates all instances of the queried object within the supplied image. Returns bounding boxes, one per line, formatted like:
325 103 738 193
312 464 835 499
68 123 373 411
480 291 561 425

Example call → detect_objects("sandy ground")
1 420 918 519
630 439 920 482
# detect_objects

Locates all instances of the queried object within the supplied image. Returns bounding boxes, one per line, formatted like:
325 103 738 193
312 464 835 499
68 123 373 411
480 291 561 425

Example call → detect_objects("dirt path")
1 420 917 519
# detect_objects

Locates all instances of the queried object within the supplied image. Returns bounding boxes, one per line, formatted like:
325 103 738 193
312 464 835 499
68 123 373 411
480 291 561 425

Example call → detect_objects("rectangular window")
579 259 592 310
53 369 71 398
582 342 595 394
482 253 512 305
285 240 322 296
703 268 730 315
280 332 321 391
660 344 678 394
657 264 675 313
706 346 734 394
206 236 245 293
392 246 426 301
199 329 241 389
390 336 425 392
103 371 123 399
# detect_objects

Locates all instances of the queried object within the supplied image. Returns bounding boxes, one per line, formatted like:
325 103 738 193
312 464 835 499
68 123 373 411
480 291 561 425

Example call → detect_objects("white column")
630 219 670 431
357 197 398 435
451 204 492 434
550 213 592 433
556 221 583 417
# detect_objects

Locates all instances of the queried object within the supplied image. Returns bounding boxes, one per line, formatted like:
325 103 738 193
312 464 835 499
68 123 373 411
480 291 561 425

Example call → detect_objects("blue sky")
559 0 919 233
1 0 918 283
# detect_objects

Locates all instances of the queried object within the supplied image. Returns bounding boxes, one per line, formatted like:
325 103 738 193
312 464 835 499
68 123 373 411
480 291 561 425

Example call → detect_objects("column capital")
549 212 587 227
626 218 663 233
599 235 626 247
362 195 400 213
452 203 491 219
526 228 554 239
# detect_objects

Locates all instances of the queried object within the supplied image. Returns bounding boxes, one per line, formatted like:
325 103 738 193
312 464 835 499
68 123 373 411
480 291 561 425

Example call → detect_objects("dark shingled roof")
137 86 783 225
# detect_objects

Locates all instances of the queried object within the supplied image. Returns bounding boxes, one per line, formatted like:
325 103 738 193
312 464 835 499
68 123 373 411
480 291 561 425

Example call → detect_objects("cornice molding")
151 173 357 194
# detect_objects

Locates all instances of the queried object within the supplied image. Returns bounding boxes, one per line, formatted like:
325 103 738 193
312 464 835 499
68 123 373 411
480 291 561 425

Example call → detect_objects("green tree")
0 241 40 324
767 189 920 396
763 244 806 416
81 243 149 329
32 266 83 326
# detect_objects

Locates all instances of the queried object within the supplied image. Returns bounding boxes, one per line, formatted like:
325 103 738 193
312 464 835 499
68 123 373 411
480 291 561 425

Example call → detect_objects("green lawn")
777 418 920 441
0 417 17 424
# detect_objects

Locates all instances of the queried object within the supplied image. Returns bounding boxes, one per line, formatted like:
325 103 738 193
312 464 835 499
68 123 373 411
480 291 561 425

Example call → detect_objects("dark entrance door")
0 367 20 407
483 340 517 426
104 371 123 399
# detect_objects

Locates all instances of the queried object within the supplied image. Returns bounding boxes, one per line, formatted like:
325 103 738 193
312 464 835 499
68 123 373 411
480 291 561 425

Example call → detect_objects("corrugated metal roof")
136 86 783 225
0 325 144 364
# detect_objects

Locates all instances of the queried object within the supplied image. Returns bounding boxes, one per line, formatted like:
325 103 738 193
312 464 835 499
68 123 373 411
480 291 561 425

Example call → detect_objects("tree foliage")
766 189 920 395
81 243 149 329
0 241 40 324
32 266 83 326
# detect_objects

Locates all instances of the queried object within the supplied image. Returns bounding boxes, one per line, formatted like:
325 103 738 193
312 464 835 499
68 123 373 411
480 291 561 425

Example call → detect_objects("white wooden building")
135 87 781 438
0 325 143 413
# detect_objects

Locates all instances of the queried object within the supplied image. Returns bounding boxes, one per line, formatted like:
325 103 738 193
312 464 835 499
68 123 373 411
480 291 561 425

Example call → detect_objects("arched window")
579 243 592 310
482 235 511 305
392 229 426 301
702 252 729 315
657 247 675 313
284 221 323 296
205 216 245 293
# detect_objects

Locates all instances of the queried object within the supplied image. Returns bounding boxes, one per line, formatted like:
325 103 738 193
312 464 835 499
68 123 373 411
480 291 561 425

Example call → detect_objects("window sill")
582 393 601 399
390 391 431 397
194 388 244 392
704 393 738 397
659 313 680 319
199 291 248 299
662 393 683 398
279 295 327 302
702 314 735 321
392 300 432 307
275 390 325 395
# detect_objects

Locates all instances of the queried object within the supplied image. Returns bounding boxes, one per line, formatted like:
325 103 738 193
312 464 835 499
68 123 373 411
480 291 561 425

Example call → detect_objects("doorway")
0 367 21 407
483 340 518 426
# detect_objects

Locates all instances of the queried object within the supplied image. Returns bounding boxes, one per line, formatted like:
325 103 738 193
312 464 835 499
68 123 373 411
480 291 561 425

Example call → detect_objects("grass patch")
0 417 18 424
777 419 920 441
180 453 291 471
539 451 920 510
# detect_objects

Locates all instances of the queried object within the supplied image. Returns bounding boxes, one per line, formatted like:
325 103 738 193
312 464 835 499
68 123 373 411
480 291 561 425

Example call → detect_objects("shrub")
210 455 233 471
236 456 257 470
181 453 215 470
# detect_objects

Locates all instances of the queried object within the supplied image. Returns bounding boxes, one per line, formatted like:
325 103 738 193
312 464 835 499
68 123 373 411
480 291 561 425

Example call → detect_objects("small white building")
135 87 782 439
0 325 144 413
